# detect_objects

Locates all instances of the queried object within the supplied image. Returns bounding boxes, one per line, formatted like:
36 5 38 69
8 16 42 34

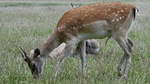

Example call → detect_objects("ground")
0 1 150 84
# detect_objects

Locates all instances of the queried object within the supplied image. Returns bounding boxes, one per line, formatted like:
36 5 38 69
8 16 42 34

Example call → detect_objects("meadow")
0 1 150 84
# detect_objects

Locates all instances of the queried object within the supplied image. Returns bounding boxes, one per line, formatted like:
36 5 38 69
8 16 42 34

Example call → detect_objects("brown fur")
55 2 135 42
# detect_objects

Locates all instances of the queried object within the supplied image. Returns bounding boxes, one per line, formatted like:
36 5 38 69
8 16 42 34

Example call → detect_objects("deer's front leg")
78 41 86 77
52 42 77 79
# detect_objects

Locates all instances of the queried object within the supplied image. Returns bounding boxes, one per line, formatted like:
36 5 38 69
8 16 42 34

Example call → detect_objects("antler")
18 47 30 63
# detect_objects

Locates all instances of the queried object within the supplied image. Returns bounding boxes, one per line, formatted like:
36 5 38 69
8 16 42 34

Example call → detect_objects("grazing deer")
18 2 138 79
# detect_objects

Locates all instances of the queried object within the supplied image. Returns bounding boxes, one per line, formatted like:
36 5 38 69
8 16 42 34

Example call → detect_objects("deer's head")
18 47 44 78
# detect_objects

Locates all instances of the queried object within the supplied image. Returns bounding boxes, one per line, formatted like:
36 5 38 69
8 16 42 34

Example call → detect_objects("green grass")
0 1 150 84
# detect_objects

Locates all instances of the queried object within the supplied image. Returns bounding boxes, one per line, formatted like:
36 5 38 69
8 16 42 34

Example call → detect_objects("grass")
0 1 150 84
0 0 149 7
0 2 69 7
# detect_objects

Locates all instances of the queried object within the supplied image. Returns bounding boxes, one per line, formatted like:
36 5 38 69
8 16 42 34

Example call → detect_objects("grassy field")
0 1 150 84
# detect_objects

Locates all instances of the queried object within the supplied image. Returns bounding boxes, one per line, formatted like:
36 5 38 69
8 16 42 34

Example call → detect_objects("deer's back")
57 2 135 30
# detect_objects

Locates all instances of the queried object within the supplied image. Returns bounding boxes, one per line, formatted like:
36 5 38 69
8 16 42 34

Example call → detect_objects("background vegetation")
0 1 150 84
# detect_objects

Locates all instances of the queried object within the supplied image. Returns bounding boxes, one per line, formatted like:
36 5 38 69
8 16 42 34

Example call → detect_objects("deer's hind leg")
113 35 133 79
124 38 133 78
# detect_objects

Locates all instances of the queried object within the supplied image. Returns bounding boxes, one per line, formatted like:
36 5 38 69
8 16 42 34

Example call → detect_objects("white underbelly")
79 32 108 40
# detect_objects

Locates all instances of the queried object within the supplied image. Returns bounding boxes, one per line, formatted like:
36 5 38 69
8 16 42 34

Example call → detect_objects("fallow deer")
19 2 138 79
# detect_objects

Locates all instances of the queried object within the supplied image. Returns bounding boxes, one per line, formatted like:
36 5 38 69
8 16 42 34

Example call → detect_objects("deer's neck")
39 31 61 58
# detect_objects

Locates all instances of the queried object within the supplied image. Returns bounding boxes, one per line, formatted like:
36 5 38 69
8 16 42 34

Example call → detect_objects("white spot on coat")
112 19 115 22
122 16 125 18
119 17 122 20
116 19 119 21
120 10 124 13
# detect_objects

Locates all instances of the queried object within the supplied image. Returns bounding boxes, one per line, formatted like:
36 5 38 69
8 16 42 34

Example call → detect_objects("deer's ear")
30 48 40 59
34 48 40 56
